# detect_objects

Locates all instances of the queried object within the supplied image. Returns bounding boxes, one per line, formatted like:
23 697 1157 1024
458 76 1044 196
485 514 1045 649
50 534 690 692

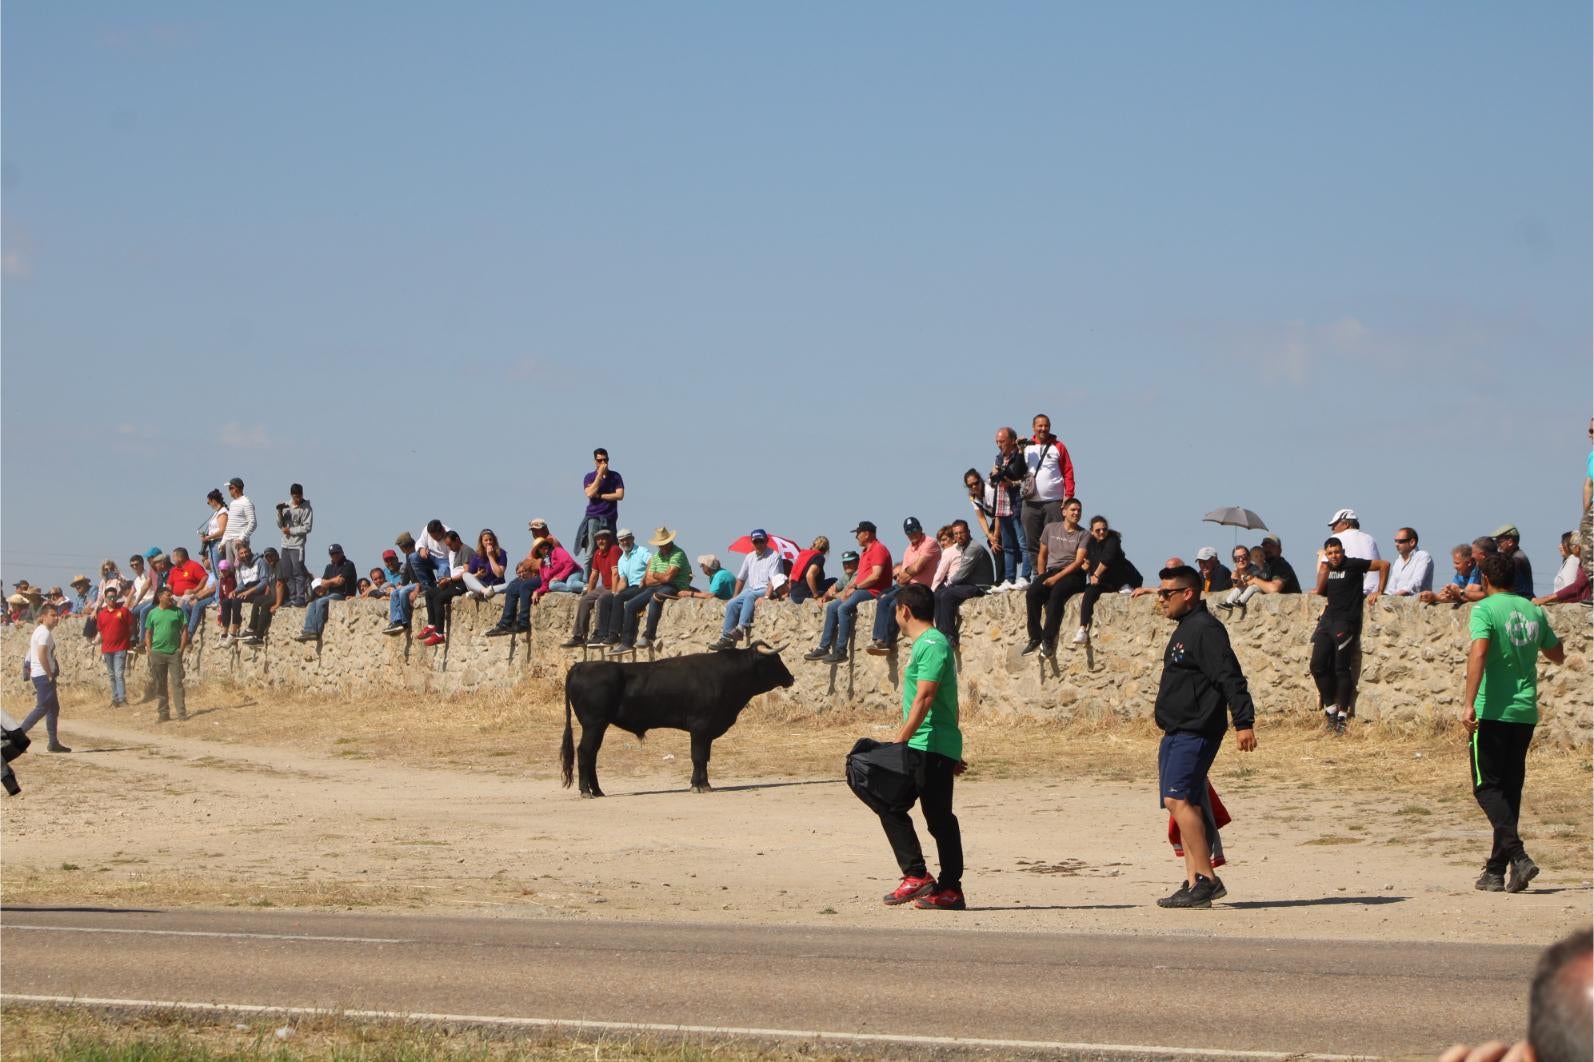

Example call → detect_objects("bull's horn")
748 640 771 653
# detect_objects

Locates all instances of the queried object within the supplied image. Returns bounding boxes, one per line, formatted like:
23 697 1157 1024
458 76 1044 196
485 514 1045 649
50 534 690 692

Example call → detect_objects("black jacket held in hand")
1154 603 1256 738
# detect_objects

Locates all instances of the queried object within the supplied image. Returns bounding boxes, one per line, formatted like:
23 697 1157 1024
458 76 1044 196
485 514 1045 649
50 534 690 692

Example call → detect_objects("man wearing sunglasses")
1151 565 1257 910
1385 527 1433 597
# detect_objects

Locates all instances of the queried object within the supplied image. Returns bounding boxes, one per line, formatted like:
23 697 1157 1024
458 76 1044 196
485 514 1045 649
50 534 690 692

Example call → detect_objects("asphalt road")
0 907 1537 1059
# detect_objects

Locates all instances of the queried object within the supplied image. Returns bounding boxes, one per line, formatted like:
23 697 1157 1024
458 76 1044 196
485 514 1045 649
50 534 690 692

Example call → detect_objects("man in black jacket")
1152 564 1257 909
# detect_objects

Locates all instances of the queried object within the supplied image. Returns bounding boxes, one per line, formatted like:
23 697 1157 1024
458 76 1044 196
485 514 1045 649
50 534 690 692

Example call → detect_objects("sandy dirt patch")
2 684 1587 948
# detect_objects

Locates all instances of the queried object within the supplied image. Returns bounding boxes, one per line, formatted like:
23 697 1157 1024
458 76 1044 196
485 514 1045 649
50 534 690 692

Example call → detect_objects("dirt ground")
2 680 1589 947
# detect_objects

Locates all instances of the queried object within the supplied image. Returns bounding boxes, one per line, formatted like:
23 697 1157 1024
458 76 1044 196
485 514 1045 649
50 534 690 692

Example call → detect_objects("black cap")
841 550 860 563
903 517 923 535
228 477 244 490
328 543 344 555
850 520 877 534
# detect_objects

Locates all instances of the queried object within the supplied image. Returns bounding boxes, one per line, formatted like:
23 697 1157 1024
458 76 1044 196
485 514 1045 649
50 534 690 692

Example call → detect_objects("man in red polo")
806 520 893 664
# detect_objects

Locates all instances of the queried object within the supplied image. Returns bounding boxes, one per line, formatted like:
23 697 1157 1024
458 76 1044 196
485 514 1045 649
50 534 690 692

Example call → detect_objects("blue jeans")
871 585 904 643
722 586 767 636
497 576 540 628
389 585 415 625
620 585 671 642
546 573 586 594
103 650 127 703
303 592 347 635
997 514 1028 582
132 601 156 629
578 514 615 559
819 588 873 651
21 675 60 742
181 600 208 636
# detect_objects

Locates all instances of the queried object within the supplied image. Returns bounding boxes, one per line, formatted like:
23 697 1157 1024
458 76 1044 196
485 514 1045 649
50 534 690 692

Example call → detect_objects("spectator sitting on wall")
561 528 620 649
1490 524 1534 597
1194 547 1233 593
294 543 358 642
708 531 785 650
933 520 996 647
610 527 691 654
1251 535 1301 595
240 547 281 646
382 534 424 635
462 529 509 600
1132 558 1184 599
677 555 736 601
1533 532 1590 606
1075 515 1144 639
587 529 650 648
865 517 941 656
788 537 833 604
1023 498 1089 658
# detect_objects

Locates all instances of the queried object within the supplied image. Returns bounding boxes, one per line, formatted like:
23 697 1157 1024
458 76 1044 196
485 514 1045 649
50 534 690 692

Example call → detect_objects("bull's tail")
560 680 575 788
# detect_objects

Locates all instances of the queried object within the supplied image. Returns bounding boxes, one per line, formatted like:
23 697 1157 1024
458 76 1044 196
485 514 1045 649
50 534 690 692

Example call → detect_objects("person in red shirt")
560 528 621 648
165 546 214 639
806 520 893 664
95 585 135 706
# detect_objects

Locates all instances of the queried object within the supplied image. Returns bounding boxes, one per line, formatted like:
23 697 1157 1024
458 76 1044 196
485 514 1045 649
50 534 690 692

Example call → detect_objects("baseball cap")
903 517 923 535
1262 533 1281 545
1327 507 1357 526
228 477 245 490
841 550 860 563
749 528 768 541
1490 523 1519 540
850 520 877 534
328 543 345 555
617 528 634 540
528 518 549 531
395 531 416 549
381 549 398 561
1195 546 1218 561
262 548 279 560
595 527 615 541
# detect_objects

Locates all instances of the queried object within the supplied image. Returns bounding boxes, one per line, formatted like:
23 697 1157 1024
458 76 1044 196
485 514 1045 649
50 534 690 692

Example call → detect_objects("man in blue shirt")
1423 544 1484 606
588 529 650 647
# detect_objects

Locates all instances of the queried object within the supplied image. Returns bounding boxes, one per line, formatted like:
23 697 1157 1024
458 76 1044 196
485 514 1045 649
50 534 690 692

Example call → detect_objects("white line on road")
1 926 412 945
3 993 1361 1060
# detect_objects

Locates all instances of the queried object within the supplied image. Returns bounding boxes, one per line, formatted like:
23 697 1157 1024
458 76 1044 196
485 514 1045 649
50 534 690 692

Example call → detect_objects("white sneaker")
991 580 1012 593
1071 627 1088 645
1012 577 1030 591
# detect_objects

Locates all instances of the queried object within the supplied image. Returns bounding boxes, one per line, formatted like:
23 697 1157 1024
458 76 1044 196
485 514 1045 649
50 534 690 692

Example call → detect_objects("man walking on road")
1151 565 1256 909
873 583 967 911
1463 553 1563 894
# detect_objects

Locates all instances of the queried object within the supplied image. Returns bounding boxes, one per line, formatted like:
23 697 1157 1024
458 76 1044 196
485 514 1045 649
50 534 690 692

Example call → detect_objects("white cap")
616 528 634 540
1195 546 1218 561
1327 507 1357 526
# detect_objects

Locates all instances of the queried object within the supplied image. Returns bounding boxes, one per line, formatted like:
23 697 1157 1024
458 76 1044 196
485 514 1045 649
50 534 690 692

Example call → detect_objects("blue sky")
4 2 1589 593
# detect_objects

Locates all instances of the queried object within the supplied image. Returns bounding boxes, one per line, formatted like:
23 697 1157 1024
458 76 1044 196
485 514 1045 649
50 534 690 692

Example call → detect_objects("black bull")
560 644 796 797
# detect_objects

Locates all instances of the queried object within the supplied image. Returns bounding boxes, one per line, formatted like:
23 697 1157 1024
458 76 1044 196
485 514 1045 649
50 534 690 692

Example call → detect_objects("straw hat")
648 526 677 547
70 574 91 588
6 593 26 606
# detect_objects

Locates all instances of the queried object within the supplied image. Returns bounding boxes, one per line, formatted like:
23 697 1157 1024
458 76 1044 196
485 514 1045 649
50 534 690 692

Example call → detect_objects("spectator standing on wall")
275 483 313 606
988 427 1030 590
198 488 228 580
222 477 256 569
577 448 625 558
1463 552 1563 894
1020 414 1076 581
1385 527 1434 597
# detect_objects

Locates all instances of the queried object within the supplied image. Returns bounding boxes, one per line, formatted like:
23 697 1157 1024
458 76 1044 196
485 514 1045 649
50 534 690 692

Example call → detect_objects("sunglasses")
1155 587 1189 599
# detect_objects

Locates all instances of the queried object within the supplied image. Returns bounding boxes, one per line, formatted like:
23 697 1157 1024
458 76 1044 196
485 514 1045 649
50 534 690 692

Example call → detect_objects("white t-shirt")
1023 440 1067 503
735 548 785 592
1333 527 1382 593
416 525 452 559
27 624 54 676
224 495 256 542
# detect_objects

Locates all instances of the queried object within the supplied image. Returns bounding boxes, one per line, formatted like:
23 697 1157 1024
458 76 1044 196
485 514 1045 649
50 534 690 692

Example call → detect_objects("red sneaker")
419 626 437 638
913 886 966 911
422 632 445 647
883 875 936 906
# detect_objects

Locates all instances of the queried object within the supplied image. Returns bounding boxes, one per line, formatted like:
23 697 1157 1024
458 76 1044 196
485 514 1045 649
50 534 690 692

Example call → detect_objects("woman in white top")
199 488 228 579
1552 531 1581 592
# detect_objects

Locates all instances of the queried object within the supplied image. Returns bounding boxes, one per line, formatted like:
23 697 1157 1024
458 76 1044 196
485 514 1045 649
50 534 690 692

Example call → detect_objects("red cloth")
854 541 893 596
1168 781 1231 867
96 606 134 653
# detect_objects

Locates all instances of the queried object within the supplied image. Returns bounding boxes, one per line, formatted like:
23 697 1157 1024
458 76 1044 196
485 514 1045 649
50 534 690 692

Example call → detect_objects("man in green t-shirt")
1463 553 1564 894
613 526 690 653
143 587 191 723
874 583 967 911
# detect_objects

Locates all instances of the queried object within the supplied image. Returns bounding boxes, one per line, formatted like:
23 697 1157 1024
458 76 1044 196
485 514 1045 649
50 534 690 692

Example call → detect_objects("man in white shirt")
19 604 69 752
1020 414 1077 579
710 529 785 650
1386 527 1434 597
1326 508 1382 594
222 477 257 570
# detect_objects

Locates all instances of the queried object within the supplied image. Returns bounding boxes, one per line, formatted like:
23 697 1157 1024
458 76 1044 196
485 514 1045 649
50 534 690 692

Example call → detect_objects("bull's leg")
578 722 608 798
689 732 713 793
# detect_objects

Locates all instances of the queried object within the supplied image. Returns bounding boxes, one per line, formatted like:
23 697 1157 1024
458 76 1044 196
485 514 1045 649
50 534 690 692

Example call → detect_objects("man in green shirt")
143 586 191 723
1463 553 1563 894
875 583 967 911
613 526 690 653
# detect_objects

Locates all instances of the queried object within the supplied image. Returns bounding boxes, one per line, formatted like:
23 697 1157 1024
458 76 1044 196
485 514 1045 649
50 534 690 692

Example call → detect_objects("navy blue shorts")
1158 730 1221 804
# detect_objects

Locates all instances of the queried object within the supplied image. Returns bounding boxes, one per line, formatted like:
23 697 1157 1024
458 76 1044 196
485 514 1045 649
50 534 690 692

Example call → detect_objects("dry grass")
0 1003 911 1061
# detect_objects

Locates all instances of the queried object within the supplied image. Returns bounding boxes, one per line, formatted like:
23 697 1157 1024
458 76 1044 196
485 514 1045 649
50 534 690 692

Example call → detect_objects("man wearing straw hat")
612 526 689 653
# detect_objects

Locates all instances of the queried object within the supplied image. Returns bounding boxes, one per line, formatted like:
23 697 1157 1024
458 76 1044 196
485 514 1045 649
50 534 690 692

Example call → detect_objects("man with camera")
275 483 313 607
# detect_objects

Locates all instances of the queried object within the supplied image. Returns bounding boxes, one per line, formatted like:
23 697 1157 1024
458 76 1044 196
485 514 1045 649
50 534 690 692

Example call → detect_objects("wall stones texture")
10 591 1589 746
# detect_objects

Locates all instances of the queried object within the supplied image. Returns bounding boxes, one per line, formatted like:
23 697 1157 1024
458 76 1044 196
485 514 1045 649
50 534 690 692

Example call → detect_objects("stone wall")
8 590 1590 745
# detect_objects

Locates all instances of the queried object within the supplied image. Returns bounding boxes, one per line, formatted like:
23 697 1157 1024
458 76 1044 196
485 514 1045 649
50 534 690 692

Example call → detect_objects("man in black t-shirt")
1253 535 1302 595
296 543 359 641
1310 537 1390 733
